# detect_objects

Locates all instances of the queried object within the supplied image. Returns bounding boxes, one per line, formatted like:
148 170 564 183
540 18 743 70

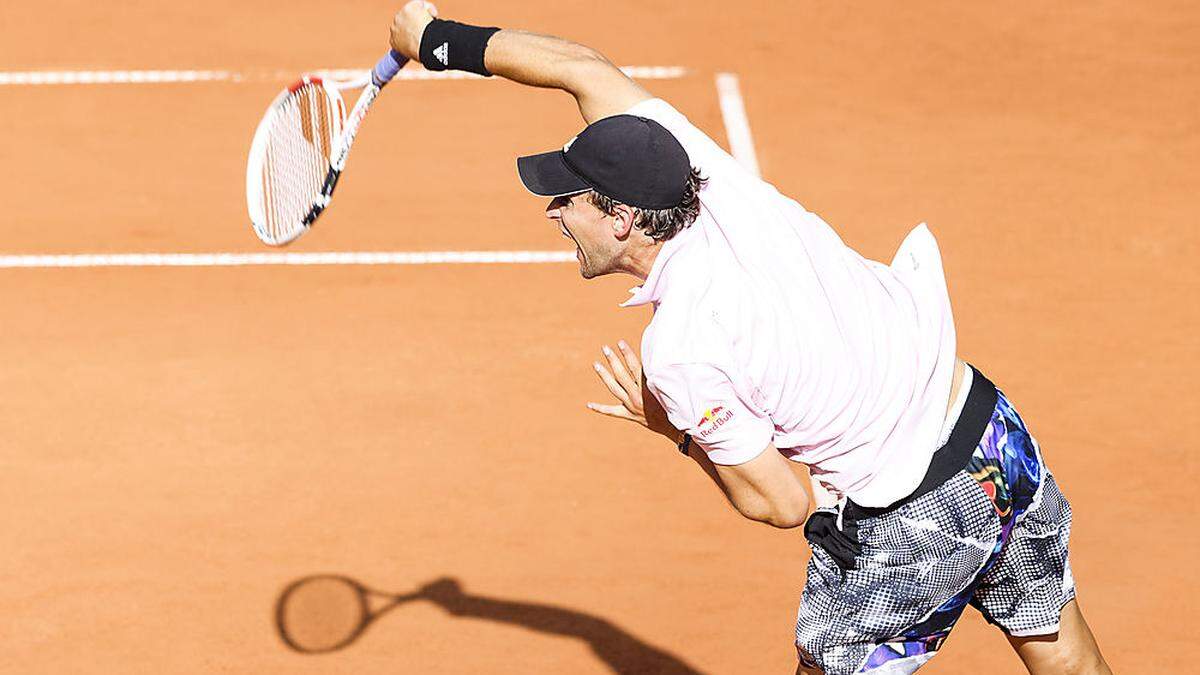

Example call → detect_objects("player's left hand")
588 340 681 443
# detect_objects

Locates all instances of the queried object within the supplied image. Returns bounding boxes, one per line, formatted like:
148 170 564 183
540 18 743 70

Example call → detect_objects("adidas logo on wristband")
433 42 449 66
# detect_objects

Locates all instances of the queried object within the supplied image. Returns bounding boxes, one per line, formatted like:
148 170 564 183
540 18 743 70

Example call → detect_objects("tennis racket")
274 574 420 653
246 50 409 246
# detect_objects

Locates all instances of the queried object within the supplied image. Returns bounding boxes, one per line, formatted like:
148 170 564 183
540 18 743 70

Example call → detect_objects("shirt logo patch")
696 405 734 438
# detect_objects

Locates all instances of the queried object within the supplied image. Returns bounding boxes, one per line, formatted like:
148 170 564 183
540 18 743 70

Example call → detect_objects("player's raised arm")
389 1 651 123
485 31 652 123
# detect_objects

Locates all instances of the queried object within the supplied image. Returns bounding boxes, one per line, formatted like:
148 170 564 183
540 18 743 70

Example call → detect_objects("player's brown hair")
586 168 707 241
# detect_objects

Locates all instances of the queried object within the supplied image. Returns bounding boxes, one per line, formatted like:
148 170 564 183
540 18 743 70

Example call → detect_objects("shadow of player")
419 577 704 674
275 574 705 674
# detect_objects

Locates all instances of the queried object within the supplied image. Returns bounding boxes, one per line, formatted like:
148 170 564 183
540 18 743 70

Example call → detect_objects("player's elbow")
714 446 812 529
560 43 610 66
559 46 622 85
735 495 809 529
763 502 808 529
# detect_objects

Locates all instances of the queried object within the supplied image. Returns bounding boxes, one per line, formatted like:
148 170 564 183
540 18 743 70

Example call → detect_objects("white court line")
0 70 235 85
0 66 687 86
315 65 687 82
0 251 577 269
715 72 761 177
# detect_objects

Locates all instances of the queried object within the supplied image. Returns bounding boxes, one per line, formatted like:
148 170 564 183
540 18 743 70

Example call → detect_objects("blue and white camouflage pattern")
795 390 1075 674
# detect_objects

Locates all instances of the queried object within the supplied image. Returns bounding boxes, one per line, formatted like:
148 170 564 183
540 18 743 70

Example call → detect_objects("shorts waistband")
844 365 998 522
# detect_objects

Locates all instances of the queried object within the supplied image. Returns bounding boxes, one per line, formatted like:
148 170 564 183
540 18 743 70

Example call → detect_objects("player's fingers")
403 0 436 21
593 361 635 410
602 345 639 398
616 340 641 385
587 402 638 421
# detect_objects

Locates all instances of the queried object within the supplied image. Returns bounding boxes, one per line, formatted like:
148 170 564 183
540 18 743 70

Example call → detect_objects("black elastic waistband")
844 365 998 522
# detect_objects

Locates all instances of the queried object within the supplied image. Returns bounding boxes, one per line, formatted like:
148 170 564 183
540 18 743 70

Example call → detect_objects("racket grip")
372 50 410 87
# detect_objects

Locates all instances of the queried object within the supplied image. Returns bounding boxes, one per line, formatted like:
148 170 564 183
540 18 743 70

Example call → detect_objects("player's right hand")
389 1 438 61
588 340 681 444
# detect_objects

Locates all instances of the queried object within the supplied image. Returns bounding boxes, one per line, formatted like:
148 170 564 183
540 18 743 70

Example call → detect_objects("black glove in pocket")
803 510 862 571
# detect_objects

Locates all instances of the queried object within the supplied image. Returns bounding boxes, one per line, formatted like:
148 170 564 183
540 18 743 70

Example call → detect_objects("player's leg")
1005 599 1112 675
965 391 1110 674
795 476 1000 674
795 368 1014 674
795 661 823 675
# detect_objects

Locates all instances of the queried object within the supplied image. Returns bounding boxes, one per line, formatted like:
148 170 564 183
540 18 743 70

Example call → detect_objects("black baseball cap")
516 115 691 210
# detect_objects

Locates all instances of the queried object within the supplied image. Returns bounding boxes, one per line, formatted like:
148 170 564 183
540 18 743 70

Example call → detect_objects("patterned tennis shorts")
795 375 1075 674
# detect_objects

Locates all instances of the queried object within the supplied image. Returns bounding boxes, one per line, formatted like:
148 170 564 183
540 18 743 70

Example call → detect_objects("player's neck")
621 237 664 281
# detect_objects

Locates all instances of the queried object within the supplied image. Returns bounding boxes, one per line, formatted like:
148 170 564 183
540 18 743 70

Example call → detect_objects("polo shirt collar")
620 223 697 308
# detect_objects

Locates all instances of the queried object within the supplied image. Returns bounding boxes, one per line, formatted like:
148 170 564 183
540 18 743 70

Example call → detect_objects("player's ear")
611 203 637 239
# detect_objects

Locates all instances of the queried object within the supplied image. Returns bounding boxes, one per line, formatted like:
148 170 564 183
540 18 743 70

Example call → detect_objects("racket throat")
302 169 342 226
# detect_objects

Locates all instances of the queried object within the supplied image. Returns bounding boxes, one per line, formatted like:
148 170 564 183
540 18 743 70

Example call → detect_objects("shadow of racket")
275 575 704 673
274 574 419 654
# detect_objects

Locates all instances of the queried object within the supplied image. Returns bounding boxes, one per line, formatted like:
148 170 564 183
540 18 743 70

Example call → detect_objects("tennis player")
389 3 1112 673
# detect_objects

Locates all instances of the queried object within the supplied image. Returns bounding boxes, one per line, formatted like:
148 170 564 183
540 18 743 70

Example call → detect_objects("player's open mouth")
553 220 581 260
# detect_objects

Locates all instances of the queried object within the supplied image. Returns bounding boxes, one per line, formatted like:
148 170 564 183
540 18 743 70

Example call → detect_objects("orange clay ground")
1 1 1196 672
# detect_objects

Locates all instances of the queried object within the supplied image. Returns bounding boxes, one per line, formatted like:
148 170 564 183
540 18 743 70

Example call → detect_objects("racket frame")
274 574 421 653
308 76 382 226
246 51 406 246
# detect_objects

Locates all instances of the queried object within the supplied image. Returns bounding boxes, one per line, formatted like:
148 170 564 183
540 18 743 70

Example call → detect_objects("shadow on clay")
274 574 706 674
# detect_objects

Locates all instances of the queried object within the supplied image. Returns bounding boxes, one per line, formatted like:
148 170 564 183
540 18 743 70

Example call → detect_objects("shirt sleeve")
646 362 774 466
623 98 761 188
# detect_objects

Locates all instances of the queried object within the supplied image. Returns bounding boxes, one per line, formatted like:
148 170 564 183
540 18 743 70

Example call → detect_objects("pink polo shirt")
623 98 957 507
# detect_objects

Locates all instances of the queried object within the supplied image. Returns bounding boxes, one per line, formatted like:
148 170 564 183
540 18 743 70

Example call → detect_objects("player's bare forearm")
685 443 810 529
589 343 809 529
388 3 649 124
483 31 651 123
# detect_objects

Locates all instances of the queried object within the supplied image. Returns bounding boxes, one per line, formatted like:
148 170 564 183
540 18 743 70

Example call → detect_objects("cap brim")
516 151 591 197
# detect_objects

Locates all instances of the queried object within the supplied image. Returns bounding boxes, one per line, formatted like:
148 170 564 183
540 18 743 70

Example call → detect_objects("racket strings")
277 576 370 653
258 81 342 242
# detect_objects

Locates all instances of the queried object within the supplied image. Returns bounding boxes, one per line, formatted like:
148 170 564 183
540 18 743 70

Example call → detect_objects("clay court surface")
2 1 1196 672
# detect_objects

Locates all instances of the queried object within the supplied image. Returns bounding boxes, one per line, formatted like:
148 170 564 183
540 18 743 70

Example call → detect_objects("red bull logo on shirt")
696 405 734 439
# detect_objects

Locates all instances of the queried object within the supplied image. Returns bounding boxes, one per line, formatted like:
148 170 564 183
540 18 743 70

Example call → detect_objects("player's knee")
1059 648 1112 675
794 642 825 674
1017 636 1111 675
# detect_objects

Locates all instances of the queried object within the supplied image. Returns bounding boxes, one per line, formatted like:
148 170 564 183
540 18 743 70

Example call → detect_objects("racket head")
246 76 348 246
275 574 372 653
